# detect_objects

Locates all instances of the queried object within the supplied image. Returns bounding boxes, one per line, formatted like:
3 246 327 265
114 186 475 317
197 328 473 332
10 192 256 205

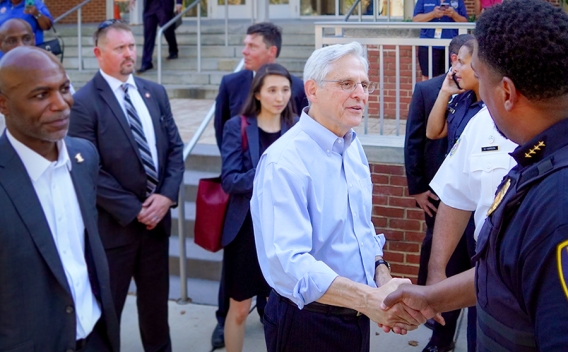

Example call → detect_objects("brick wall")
370 162 423 282
45 0 107 24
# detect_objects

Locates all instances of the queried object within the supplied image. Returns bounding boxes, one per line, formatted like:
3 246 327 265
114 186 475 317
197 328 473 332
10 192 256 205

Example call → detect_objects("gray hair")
303 41 368 84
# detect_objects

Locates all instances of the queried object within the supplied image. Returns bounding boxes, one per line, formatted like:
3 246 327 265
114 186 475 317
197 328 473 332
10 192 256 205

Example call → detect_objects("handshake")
362 278 444 335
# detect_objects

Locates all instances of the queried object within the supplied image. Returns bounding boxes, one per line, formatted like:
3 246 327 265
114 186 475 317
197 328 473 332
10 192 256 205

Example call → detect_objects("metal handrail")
176 58 245 303
344 0 393 22
157 0 202 84
53 0 91 71
314 21 476 136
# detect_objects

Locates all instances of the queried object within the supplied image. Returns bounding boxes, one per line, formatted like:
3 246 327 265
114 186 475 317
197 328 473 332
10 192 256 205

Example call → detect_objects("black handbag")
37 25 64 62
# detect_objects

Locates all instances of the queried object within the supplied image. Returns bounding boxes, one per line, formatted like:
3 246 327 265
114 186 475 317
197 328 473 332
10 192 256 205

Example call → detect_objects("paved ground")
121 294 469 352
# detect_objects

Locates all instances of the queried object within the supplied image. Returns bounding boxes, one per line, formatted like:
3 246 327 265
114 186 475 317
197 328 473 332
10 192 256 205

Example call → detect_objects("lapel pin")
75 153 84 163
145 92 151 98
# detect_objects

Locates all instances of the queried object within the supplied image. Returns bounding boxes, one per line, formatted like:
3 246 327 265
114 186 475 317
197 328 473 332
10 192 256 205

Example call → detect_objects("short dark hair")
475 0 568 100
449 34 474 56
93 19 132 46
240 63 296 125
247 22 282 58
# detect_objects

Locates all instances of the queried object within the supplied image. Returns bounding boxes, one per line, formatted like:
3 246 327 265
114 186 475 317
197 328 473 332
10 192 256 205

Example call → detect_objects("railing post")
78 8 82 71
198 2 201 72
225 0 229 46
177 186 189 304
158 34 163 84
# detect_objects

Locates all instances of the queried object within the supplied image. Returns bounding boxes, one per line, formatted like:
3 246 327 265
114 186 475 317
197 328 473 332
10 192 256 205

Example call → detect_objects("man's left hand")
137 194 174 230
175 4 183 13
24 5 39 17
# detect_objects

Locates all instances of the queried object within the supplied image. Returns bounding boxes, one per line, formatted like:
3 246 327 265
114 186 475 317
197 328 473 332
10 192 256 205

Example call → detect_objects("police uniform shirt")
430 107 517 240
446 90 484 154
474 117 568 351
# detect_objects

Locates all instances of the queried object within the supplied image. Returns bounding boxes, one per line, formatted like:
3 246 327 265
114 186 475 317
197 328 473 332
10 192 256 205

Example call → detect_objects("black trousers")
81 318 113 352
141 1 179 67
417 202 477 351
264 291 370 352
105 232 171 352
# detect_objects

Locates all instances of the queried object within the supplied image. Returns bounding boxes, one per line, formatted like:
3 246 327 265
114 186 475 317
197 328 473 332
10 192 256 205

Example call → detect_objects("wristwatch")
34 13 42 19
375 259 391 272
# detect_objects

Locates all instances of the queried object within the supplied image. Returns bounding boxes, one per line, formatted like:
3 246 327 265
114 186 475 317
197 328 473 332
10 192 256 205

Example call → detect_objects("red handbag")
194 177 229 252
193 116 249 252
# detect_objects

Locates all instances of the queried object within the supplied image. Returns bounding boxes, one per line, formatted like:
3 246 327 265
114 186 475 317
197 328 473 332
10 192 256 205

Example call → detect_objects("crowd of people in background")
1 0 568 351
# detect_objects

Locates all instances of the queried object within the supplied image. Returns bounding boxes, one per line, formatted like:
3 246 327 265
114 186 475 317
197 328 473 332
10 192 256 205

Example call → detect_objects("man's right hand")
413 190 439 217
433 7 445 18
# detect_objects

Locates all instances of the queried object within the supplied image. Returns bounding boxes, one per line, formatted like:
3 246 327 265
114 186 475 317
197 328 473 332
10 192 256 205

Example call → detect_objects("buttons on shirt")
66 305 74 314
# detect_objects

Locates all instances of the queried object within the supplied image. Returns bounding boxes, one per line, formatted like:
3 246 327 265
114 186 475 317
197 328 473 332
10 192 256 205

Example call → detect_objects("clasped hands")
137 193 174 230
366 278 443 335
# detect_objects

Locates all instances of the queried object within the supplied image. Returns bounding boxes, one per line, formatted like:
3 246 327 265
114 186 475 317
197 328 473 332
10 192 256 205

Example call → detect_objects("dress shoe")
211 323 225 349
136 63 153 74
166 53 178 60
422 341 455 352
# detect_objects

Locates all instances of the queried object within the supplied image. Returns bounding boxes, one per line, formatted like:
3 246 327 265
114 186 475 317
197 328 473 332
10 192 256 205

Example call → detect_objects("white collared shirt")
99 69 159 170
6 131 101 339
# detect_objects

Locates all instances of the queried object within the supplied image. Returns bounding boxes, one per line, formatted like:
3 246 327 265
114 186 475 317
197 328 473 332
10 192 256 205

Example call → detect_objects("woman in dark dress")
220 63 298 352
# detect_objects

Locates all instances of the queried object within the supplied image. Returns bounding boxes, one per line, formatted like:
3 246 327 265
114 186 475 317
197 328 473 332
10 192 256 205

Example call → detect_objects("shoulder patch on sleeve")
449 137 460 158
557 240 568 300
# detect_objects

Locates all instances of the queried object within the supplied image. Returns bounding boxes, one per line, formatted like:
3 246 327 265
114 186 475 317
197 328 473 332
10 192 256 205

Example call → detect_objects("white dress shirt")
430 107 517 240
99 69 159 170
6 131 101 339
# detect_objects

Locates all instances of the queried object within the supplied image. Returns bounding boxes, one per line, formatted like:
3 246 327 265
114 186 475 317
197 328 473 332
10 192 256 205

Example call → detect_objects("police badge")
558 240 568 300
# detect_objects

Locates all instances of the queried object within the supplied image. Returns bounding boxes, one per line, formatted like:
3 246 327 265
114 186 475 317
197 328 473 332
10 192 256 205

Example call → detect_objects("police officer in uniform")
382 1 568 350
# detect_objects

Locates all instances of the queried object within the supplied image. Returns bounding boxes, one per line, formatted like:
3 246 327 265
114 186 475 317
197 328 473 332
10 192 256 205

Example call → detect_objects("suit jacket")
0 134 119 351
68 72 184 249
404 74 448 196
143 0 182 15
220 115 295 246
214 69 307 150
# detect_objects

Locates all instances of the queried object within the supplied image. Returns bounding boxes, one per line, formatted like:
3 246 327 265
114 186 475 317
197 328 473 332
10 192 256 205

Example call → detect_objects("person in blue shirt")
251 42 435 352
413 0 468 80
383 1 568 350
0 0 52 47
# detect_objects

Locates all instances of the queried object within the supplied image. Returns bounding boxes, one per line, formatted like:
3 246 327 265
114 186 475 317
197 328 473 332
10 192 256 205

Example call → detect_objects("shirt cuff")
374 233 386 257
291 262 338 309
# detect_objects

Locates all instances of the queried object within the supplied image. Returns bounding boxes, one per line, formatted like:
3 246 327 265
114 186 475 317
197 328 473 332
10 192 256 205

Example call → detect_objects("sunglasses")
94 19 124 45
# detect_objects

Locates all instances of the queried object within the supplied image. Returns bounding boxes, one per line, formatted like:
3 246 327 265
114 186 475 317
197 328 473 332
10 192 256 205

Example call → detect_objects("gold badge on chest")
487 178 511 216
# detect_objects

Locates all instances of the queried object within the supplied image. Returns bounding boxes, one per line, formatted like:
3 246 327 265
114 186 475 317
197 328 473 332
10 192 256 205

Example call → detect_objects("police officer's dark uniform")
474 118 568 351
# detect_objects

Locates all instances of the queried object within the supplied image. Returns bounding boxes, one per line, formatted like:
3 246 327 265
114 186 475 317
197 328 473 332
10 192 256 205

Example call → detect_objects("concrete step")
169 236 223 282
183 170 220 201
184 143 222 173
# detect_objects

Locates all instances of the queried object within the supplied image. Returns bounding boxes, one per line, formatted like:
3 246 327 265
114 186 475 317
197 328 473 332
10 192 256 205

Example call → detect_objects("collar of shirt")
99 69 137 95
299 107 356 155
6 130 71 181
511 118 568 168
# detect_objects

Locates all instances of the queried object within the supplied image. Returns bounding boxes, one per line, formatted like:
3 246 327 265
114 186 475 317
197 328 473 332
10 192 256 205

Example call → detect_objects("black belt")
76 338 87 351
273 290 362 317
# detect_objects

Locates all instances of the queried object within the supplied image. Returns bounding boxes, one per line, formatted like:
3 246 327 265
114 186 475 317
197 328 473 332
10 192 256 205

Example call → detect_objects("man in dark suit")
404 34 474 352
0 46 119 352
69 20 184 352
137 0 182 73
211 22 307 349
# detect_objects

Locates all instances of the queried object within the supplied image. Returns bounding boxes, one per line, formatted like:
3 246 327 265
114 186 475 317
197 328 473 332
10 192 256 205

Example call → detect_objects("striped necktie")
121 83 159 196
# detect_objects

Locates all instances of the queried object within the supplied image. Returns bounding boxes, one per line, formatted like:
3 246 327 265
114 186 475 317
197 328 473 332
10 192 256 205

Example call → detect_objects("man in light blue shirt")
251 42 428 352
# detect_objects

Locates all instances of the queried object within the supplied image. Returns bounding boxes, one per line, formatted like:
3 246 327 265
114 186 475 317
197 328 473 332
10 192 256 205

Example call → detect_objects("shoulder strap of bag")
240 115 249 151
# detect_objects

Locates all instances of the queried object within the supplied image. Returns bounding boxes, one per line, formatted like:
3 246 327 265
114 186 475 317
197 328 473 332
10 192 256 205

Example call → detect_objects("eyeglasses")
94 19 124 45
321 80 377 93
